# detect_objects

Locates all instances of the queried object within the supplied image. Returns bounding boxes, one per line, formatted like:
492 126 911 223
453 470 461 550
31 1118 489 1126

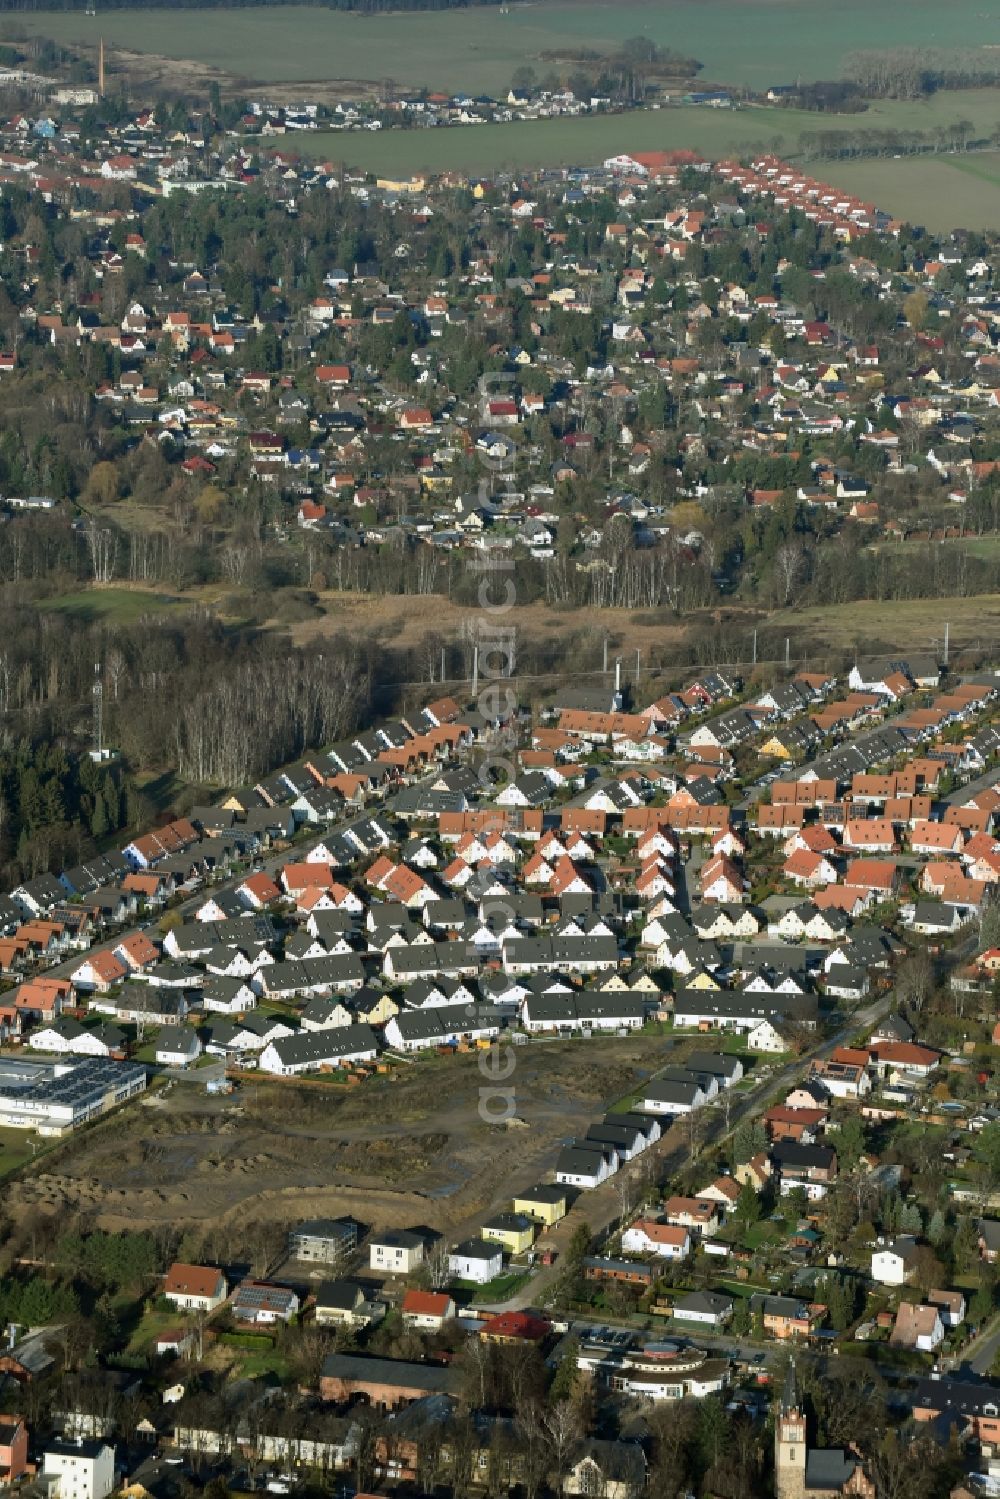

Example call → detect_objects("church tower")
775 1362 807 1499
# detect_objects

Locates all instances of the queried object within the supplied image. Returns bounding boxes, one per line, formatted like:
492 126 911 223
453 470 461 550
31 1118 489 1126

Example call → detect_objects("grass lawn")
287 92 1000 193
0 1126 48 1180
232 1347 292 1379
286 104 846 175
127 1308 186 1353
607 1088 643 1114
954 536 1000 562
38 587 187 625
472 1270 532 1303
717 1279 765 1299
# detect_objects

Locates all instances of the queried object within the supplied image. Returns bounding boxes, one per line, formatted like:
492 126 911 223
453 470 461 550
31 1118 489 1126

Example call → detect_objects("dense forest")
0 596 369 885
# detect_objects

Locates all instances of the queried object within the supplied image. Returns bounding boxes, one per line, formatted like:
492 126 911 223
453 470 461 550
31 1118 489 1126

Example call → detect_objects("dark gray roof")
912 1374 1000 1418
673 1290 733 1317
686 1050 742 1080
805 1450 858 1491
451 1238 501 1261
320 1353 459 1395
315 1280 364 1311
266 1024 376 1068
515 1184 566 1205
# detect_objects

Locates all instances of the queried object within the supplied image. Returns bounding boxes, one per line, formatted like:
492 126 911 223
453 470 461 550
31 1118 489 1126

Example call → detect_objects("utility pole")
472 645 479 697
440 646 445 684
785 637 790 670
603 637 608 675
944 622 950 667
635 647 640 686
752 628 757 667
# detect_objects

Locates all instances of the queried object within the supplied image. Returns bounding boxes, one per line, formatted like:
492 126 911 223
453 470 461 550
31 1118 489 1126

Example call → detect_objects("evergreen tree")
927 1209 947 1247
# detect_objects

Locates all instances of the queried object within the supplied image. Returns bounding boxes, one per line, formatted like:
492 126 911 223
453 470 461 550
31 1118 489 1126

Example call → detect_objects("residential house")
162 1263 227 1312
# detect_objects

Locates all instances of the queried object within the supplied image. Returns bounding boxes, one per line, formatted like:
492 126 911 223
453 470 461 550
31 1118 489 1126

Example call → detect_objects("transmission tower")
92 662 103 759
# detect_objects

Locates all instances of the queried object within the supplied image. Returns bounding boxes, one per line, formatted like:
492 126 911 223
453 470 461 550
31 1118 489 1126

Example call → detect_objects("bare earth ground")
47 580 1000 674
4 1038 678 1241
282 589 692 665
278 587 1000 672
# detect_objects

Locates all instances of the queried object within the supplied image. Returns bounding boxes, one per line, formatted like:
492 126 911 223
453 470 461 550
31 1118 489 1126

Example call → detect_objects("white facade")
43 1443 115 1499
746 1019 786 1053
556 1150 617 1189
621 1223 690 1260
448 1245 503 1284
871 1246 913 1286
369 1237 424 1274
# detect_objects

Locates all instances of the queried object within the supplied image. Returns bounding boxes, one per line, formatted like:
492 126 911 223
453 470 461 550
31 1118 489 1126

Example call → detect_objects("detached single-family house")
620 1220 690 1260
163 1262 227 1312
671 1290 734 1329
555 1144 617 1189
369 1231 425 1275
401 1289 455 1330
154 1025 202 1068
890 1302 944 1353
871 1237 918 1286
448 1239 503 1285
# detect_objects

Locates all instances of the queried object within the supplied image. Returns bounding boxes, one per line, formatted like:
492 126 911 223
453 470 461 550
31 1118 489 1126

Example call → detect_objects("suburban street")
40 779 430 990
486 986 899 1313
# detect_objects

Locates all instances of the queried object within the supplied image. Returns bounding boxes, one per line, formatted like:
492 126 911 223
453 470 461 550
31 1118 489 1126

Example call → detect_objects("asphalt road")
942 765 1000 806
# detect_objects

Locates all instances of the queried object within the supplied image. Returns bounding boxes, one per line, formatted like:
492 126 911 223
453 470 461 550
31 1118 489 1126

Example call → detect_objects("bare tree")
542 1400 583 1489
773 541 805 606
425 1239 451 1290
514 1401 548 1499
896 949 935 1014
85 525 119 584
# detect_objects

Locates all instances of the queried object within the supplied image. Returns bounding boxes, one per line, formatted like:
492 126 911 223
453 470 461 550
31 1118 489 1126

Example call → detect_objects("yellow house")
686 967 721 991
513 1184 567 1227
420 470 452 493
481 1212 537 1254
760 733 794 760
358 991 398 1026
220 791 255 813
375 175 425 193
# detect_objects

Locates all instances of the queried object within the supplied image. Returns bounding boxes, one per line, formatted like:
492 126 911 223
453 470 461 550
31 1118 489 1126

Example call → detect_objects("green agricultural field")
9 0 1000 94
289 92 1000 189
818 149 1000 232
295 105 806 175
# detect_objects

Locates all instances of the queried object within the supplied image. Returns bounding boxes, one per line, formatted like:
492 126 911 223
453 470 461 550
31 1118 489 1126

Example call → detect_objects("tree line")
797 121 991 163
844 46 1000 99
